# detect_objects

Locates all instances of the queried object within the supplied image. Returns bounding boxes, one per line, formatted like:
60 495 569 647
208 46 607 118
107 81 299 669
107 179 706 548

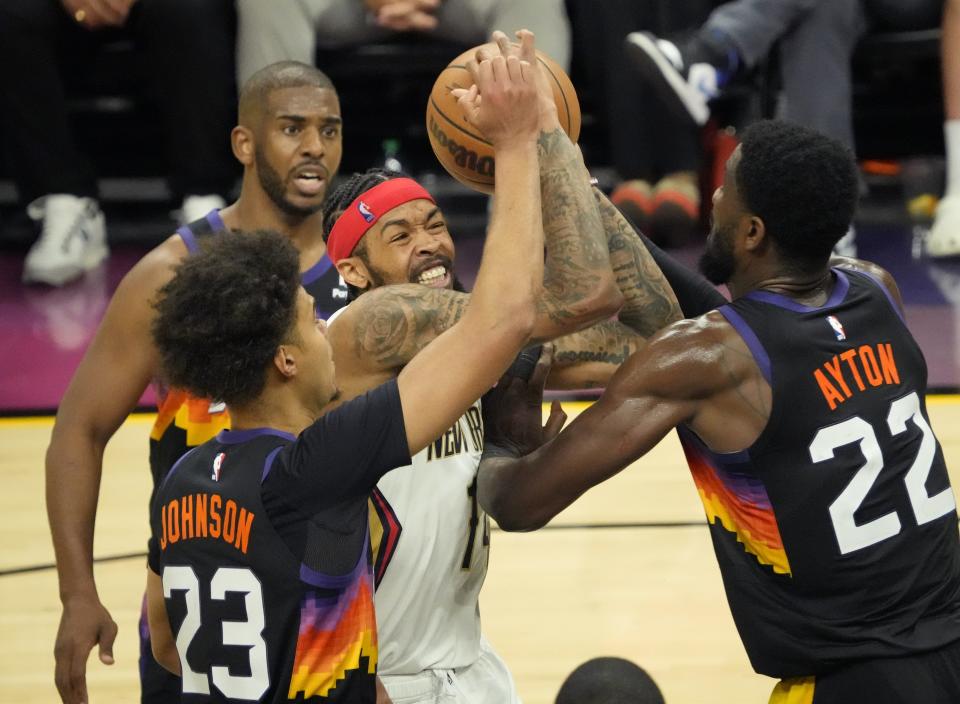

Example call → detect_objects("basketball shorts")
381 635 521 704
770 638 960 704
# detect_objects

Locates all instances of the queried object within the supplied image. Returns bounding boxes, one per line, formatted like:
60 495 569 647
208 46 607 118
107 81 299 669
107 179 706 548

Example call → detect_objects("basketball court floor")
1 210 959 703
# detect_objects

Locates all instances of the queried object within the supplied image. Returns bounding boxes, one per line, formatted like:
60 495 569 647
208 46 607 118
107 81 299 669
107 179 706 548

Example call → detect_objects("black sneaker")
625 31 723 126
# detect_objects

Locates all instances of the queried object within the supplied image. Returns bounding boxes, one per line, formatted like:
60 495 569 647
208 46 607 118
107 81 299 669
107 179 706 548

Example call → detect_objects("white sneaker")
625 32 718 126
927 194 960 258
178 194 227 225
23 195 109 286
833 225 857 258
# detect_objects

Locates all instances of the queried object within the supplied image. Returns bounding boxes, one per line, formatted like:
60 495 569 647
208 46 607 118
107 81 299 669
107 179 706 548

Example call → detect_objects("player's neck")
737 263 834 304
227 392 315 437
224 183 328 261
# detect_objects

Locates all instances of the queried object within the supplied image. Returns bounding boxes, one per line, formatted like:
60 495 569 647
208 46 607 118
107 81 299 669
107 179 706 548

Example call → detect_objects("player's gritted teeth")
412 258 453 288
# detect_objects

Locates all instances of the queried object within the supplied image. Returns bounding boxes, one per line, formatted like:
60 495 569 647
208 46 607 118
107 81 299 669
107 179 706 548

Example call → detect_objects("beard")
698 221 737 285
255 145 324 218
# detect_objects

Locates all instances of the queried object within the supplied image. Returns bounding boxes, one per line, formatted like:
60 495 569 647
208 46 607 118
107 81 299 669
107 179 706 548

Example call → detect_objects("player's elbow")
491 508 549 533
480 482 550 533
563 278 625 333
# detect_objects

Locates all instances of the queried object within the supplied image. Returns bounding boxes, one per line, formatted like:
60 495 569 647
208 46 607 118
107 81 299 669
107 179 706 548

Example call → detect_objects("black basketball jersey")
149 211 349 490
148 380 411 702
679 268 960 678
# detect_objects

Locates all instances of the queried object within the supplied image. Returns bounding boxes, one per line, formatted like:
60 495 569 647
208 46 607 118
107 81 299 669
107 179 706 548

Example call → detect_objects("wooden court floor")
2 399 959 704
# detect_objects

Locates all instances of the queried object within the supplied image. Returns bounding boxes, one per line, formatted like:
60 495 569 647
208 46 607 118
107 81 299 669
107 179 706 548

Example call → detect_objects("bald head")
238 61 336 127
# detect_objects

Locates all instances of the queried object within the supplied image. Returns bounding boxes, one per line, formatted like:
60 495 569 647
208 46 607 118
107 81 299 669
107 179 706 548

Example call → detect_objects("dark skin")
478 145 905 532
44 81 343 704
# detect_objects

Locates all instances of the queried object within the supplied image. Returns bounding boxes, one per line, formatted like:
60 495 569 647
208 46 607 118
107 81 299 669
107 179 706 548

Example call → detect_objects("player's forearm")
533 130 622 341
594 188 683 336
46 435 104 601
468 139 542 338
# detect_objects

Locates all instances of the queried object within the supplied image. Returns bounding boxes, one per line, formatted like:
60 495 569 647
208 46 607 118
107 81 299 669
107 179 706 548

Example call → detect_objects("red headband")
327 178 436 263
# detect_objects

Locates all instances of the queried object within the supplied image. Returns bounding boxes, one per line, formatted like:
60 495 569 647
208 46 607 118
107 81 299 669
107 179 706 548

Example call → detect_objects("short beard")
255 145 323 218
698 223 736 285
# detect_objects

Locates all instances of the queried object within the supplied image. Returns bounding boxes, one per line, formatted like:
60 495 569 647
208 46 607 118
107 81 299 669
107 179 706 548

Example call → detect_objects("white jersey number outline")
162 565 270 700
809 391 955 554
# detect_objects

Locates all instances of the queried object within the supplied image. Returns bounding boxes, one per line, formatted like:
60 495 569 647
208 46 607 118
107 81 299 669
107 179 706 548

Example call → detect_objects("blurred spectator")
930 0 960 257
0 0 237 286
567 0 722 248
625 0 943 255
236 0 571 87
555 656 666 704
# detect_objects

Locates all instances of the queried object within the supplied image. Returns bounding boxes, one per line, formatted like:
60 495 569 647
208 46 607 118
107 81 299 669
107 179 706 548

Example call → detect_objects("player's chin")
285 189 326 214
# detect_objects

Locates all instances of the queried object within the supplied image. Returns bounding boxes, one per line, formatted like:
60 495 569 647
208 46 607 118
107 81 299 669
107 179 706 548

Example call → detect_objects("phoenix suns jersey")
148 380 410 702
149 211 349 490
326 305 490 675
682 268 960 678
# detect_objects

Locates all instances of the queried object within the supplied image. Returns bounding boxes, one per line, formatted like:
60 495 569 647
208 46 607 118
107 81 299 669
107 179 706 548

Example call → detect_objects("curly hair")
151 230 301 407
736 120 858 269
322 167 406 299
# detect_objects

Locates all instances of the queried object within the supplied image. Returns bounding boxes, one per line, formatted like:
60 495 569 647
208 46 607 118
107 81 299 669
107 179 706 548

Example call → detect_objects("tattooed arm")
541 189 686 390
531 129 623 341
546 321 643 390
595 187 683 337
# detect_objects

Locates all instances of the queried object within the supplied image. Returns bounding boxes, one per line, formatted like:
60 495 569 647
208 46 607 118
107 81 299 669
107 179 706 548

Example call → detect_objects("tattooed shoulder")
348 284 471 369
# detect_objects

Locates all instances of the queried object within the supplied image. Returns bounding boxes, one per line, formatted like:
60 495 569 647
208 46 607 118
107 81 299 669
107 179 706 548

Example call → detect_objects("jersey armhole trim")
160 446 200 490
261 446 284 484
717 305 772 385
299 529 370 589
847 268 906 324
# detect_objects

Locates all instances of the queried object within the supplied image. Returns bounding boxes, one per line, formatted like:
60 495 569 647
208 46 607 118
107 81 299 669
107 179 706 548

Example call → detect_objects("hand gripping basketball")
426 31 581 192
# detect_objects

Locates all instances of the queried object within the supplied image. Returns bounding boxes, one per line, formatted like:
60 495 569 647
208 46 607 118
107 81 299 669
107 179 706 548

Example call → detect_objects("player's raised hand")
53 595 118 703
487 30 559 130
451 39 539 149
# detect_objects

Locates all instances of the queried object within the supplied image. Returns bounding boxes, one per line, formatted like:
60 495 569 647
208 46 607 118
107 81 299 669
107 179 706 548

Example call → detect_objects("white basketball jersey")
372 399 489 675
327 305 490 675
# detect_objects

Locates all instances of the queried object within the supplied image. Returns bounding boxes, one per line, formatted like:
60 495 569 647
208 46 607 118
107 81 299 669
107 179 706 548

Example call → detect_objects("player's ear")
743 214 767 252
336 258 372 293
273 344 297 378
232 126 255 166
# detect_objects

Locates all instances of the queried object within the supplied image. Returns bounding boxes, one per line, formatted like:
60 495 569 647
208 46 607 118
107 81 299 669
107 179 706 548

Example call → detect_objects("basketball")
426 44 581 193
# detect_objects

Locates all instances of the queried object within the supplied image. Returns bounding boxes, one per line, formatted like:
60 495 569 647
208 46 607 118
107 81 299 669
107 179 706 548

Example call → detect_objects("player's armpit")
330 284 471 373
545 320 643 390
146 568 180 676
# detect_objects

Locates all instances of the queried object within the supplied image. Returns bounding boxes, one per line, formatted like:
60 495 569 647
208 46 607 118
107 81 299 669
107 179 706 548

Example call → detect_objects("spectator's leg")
236 0 321 84
236 0 385 83
777 0 866 150
436 0 572 69
929 0 960 257
0 0 96 202
132 0 238 211
704 0 825 69
0 0 109 286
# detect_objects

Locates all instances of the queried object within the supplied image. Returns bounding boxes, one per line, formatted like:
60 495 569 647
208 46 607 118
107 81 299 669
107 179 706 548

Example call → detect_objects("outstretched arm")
478 314 765 531
395 33 545 453
46 239 185 704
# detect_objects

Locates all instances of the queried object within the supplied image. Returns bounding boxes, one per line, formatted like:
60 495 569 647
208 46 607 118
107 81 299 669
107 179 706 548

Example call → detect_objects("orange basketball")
426 44 581 193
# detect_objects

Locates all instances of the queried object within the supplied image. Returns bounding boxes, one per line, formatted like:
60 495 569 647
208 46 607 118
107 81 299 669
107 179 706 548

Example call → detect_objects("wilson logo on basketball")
428 114 494 177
